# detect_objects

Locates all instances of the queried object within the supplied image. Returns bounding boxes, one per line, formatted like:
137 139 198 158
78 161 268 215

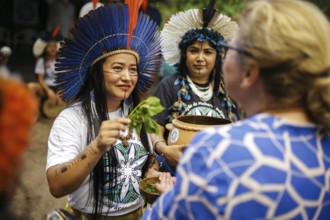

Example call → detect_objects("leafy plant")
143 183 159 194
128 96 164 135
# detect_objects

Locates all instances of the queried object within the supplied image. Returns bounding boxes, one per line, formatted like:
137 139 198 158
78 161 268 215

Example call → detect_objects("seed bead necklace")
186 75 213 101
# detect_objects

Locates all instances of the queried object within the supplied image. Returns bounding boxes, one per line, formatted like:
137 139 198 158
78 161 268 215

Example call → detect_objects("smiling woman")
45 1 162 219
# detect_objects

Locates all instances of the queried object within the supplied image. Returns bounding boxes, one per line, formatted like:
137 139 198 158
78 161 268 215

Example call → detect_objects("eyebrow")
188 45 215 51
108 62 137 66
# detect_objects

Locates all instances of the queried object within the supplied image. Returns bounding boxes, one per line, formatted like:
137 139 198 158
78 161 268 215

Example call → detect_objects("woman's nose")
121 68 131 79
197 53 204 62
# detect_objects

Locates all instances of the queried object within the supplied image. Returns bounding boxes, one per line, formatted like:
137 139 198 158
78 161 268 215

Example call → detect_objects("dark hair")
76 59 151 218
177 39 222 100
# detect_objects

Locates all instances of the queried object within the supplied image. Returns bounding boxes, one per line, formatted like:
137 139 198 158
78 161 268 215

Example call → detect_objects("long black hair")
76 58 151 218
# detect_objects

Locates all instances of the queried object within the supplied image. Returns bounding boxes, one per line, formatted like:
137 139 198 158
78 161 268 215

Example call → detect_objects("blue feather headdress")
161 0 238 65
55 3 161 103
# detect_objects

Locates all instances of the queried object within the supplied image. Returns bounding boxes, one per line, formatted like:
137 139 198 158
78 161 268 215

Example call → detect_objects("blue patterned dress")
142 113 330 219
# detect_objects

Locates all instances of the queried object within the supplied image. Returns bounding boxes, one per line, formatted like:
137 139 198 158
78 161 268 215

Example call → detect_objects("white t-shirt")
46 103 147 215
34 57 56 87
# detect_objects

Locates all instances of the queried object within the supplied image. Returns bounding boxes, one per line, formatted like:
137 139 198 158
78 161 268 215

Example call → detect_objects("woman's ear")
240 63 260 88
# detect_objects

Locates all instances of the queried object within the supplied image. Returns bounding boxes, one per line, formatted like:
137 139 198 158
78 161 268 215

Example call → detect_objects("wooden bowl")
139 177 160 204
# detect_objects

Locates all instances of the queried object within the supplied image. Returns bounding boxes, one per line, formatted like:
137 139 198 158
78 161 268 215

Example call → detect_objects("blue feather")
55 4 161 102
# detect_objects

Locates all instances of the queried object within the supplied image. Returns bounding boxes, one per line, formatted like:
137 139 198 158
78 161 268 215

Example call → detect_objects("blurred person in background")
0 77 37 219
79 0 103 18
0 46 23 81
28 28 65 119
46 0 75 38
142 0 330 219
0 46 12 79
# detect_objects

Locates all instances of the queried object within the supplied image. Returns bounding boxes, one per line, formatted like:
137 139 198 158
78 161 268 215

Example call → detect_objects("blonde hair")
236 0 330 131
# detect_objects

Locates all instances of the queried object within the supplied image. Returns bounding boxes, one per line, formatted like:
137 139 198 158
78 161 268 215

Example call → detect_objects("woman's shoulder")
54 102 85 123
156 74 183 92
159 74 179 85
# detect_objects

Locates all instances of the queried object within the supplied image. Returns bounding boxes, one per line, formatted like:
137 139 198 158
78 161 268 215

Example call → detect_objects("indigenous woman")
151 1 240 175
28 28 65 118
46 1 161 219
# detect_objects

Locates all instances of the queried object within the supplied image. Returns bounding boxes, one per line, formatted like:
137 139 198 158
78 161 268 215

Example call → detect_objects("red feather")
92 0 99 9
142 0 148 12
52 26 60 39
125 0 143 48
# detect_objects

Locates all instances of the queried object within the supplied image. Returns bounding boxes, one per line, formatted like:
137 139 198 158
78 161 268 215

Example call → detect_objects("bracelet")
153 140 165 156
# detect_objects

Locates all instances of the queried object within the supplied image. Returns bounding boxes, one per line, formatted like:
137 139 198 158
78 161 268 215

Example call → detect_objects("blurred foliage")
152 0 245 29
309 0 330 18
151 0 330 29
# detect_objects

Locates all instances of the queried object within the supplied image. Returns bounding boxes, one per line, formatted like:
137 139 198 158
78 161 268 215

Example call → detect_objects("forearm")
151 124 186 166
47 140 104 198
151 125 166 155
37 75 52 95
41 82 52 95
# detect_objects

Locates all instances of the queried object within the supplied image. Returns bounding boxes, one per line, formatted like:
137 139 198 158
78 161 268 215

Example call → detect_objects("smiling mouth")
118 85 131 91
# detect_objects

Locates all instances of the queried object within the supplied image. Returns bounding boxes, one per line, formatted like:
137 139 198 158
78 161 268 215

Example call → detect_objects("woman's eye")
205 50 214 55
114 66 122 71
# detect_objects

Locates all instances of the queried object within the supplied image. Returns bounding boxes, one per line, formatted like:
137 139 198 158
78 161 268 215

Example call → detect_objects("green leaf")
128 96 164 136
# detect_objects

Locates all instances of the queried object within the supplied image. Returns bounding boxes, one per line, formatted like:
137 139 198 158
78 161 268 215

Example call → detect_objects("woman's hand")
95 118 131 153
54 93 65 105
156 172 176 194
160 143 187 167
145 153 162 178
145 169 162 178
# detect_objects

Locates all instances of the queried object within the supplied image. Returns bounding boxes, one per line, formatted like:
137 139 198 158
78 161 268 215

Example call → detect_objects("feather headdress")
33 27 63 58
55 1 161 103
161 0 238 65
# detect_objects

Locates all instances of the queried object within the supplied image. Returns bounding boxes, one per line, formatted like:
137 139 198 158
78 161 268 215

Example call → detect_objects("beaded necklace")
168 74 239 123
186 75 213 102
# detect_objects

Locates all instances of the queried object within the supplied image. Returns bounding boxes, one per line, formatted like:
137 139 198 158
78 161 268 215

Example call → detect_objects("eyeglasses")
219 42 255 60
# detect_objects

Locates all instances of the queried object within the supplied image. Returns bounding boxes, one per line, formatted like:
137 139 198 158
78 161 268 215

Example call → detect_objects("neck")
251 107 311 124
187 73 209 85
107 100 122 112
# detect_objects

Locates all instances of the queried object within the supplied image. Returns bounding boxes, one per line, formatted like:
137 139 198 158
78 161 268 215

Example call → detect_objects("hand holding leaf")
128 96 164 135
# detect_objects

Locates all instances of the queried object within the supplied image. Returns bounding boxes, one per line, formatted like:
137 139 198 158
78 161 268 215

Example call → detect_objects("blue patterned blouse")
141 113 330 220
